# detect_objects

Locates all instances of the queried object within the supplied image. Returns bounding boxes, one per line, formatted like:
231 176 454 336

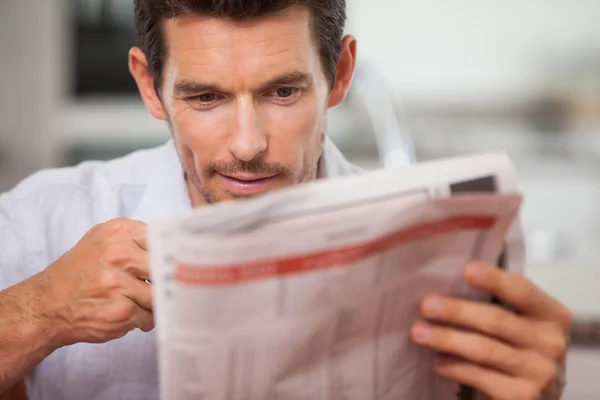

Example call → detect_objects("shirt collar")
133 137 358 223
318 136 359 179
132 140 192 223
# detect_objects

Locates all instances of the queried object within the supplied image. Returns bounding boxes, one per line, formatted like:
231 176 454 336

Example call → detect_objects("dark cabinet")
73 0 138 96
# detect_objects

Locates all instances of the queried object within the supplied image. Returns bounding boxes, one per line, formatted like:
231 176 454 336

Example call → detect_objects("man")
0 1 571 399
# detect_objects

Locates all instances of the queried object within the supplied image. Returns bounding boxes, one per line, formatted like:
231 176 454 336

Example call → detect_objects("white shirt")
0 138 359 400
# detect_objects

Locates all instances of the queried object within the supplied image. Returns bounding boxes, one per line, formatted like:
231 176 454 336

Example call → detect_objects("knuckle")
484 307 507 334
513 275 535 302
559 307 574 331
514 382 541 400
502 350 527 372
86 223 103 237
432 326 451 347
99 269 121 291
104 218 132 236
440 297 459 320
100 245 131 266
543 330 568 360
111 301 136 324
538 361 559 388
470 336 497 365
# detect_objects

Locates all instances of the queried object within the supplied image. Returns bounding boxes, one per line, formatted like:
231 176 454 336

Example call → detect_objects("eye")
267 87 301 104
197 93 217 103
275 87 297 98
187 93 223 110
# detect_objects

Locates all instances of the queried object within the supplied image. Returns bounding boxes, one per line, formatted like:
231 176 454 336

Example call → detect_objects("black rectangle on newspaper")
450 176 497 194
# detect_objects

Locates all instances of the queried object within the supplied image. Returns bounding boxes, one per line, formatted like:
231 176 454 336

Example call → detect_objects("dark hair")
134 0 347 92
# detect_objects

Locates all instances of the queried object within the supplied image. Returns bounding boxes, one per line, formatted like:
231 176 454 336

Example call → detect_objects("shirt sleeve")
0 190 29 291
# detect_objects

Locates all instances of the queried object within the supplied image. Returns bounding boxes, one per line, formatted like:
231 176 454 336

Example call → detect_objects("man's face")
156 6 334 205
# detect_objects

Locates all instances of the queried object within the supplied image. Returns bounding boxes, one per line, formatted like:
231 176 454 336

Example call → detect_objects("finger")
123 246 150 282
420 295 557 356
410 321 557 383
103 219 148 250
131 306 155 333
127 220 148 251
465 262 572 330
119 272 153 311
433 355 542 400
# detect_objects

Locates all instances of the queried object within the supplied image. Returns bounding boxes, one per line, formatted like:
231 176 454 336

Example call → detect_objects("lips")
218 173 278 197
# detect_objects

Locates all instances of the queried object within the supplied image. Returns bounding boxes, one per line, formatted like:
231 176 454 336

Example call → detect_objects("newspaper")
148 152 525 400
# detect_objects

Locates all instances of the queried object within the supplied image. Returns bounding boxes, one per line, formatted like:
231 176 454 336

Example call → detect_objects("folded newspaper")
148 153 525 400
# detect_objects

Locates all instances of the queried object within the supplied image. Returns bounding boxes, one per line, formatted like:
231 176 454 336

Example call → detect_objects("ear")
328 35 357 108
129 47 168 120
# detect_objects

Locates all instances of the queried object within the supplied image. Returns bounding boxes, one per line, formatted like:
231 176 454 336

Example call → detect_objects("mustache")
207 158 292 177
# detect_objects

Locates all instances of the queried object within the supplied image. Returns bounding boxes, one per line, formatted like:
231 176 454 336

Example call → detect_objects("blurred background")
1 1 600 397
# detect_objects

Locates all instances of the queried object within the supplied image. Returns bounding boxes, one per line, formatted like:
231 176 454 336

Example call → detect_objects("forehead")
163 6 320 87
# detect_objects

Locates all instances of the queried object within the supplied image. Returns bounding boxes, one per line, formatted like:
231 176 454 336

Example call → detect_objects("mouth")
218 173 279 197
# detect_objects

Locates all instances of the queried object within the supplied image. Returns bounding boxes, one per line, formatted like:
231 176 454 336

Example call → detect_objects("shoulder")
9 143 168 216
12 144 165 200
3 143 169 260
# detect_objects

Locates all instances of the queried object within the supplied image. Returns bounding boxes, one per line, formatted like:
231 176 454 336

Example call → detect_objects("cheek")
263 95 325 161
169 105 232 166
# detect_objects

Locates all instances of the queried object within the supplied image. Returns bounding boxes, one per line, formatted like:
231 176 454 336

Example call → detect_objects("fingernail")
466 262 485 283
412 324 432 344
423 297 445 317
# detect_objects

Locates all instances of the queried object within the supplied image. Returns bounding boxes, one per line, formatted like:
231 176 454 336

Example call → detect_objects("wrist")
18 310 62 355
0 281 61 368
0 276 65 388
24 271 71 351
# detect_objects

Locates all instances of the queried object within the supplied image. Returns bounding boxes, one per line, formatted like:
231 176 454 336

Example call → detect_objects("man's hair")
133 0 347 92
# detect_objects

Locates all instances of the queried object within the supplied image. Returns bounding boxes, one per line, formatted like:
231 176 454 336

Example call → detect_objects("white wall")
0 0 72 190
0 0 58 188
347 0 600 104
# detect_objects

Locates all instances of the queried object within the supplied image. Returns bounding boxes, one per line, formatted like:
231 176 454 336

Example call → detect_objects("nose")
227 97 267 161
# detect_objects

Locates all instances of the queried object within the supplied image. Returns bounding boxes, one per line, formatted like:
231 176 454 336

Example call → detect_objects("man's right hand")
36 218 154 347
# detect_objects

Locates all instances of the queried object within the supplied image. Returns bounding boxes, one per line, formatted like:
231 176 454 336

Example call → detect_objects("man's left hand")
411 261 573 400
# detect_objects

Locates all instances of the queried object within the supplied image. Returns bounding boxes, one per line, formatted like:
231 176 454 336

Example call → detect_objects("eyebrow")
173 81 222 97
260 71 314 92
173 71 314 97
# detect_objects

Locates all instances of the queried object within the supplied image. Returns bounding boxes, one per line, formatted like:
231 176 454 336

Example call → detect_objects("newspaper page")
148 152 525 400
